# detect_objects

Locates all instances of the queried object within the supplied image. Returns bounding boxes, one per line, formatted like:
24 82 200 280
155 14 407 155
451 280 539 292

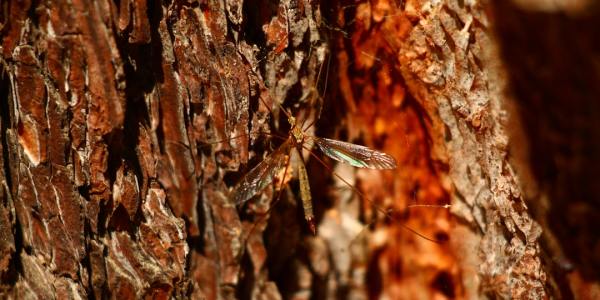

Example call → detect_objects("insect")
229 37 447 240
230 102 397 235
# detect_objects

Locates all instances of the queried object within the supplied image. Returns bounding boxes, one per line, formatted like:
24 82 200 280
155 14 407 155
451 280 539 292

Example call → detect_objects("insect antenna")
300 50 331 132
252 73 295 123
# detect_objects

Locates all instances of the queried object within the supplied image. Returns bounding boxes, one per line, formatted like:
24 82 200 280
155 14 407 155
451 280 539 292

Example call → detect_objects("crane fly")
228 48 446 240
230 108 397 235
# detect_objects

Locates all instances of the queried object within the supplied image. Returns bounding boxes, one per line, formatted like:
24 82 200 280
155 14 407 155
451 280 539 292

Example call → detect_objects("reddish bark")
1 0 598 299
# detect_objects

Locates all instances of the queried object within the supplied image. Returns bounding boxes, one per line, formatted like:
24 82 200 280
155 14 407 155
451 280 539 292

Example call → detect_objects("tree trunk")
0 0 597 299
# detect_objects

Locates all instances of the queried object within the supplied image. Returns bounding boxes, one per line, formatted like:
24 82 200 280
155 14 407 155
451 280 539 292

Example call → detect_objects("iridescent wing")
313 137 397 169
231 140 292 205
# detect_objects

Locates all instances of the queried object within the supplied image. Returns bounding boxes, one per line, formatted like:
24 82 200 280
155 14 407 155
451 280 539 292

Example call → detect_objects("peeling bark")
0 0 597 299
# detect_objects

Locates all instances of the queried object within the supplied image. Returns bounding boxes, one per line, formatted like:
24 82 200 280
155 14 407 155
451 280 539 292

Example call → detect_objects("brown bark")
493 1 600 298
0 0 598 299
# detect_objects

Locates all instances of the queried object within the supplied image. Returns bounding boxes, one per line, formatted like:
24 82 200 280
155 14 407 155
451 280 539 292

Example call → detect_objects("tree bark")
0 0 597 299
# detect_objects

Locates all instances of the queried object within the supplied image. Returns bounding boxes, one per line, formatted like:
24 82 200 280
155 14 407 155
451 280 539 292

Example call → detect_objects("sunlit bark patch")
17 117 44 166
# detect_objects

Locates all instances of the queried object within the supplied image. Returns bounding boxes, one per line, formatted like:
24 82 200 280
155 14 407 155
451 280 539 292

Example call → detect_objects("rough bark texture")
392 2 547 298
333 1 546 298
494 1 600 298
0 0 598 299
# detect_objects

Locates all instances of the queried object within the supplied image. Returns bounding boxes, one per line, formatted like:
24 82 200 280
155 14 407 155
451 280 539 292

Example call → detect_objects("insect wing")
231 141 292 205
314 137 397 169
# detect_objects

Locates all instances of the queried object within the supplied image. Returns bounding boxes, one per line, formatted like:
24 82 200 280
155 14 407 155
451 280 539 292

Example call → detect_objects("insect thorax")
288 116 304 143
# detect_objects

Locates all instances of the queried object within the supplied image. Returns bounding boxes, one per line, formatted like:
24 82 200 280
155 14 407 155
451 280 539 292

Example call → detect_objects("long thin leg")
300 143 445 243
201 131 289 147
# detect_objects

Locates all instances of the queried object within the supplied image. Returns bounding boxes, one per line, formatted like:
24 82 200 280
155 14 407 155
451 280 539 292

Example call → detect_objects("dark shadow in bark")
0 64 21 286
493 1 600 296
